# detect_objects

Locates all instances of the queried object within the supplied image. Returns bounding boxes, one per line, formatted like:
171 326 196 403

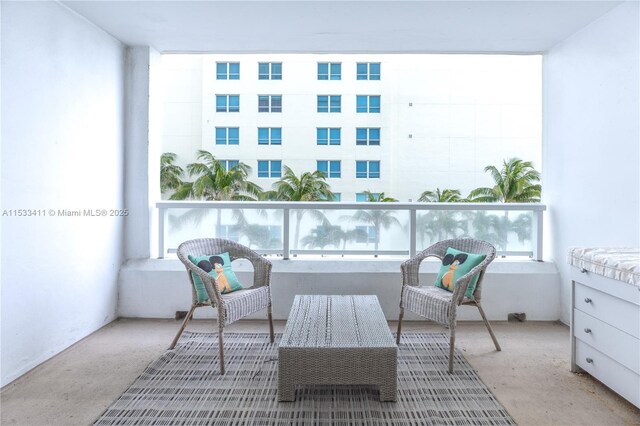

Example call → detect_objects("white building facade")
162 53 541 202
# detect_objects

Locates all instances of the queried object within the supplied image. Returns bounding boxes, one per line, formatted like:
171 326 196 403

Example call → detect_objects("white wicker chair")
396 238 501 373
171 238 274 374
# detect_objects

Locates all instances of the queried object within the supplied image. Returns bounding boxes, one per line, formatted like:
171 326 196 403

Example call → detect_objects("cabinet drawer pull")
584 297 592 304
584 328 592 334
586 357 593 363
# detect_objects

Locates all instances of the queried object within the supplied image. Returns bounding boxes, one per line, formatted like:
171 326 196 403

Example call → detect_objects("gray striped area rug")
95 332 514 425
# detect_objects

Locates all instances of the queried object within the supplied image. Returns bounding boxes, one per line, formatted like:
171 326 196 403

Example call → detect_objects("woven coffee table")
278 295 397 402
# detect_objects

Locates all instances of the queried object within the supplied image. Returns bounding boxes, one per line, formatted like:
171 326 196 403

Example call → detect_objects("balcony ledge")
118 258 560 321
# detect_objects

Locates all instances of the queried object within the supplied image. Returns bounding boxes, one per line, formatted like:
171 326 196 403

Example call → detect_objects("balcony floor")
1 319 639 425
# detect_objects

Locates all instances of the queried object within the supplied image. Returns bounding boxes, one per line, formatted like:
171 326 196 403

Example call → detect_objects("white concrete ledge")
118 258 560 321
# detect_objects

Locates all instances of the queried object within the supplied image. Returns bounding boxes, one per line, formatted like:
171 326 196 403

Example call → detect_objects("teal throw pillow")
188 252 243 302
434 247 486 299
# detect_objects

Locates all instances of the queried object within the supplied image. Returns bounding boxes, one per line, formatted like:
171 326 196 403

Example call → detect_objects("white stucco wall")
1 2 125 386
543 1 640 324
119 259 560 321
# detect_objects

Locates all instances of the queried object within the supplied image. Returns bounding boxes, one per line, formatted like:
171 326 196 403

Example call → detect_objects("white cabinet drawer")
574 282 640 338
573 309 640 374
575 340 640 408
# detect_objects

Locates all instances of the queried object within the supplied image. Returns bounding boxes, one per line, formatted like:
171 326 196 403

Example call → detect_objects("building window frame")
356 128 381 146
258 62 282 80
356 62 381 80
219 160 240 171
356 95 381 113
356 192 381 201
317 95 341 113
317 62 341 80
316 128 341 145
316 160 341 178
216 95 240 112
215 127 240 145
356 160 380 178
257 160 282 178
258 127 282 145
216 62 240 80
258 95 282 113
355 225 377 243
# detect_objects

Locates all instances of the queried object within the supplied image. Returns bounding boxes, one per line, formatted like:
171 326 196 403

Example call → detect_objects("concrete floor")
1 319 639 426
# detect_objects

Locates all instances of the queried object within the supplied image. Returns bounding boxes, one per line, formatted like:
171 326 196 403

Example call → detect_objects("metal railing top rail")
156 200 546 211
156 200 545 260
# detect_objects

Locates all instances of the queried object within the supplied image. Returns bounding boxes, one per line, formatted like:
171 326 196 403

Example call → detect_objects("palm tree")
172 150 262 201
418 188 463 202
468 158 541 203
336 228 368 253
470 211 509 251
417 210 468 246
300 222 342 250
350 190 400 253
160 152 184 197
511 213 533 245
361 190 398 202
242 224 280 249
416 188 467 247
264 166 335 251
170 150 263 235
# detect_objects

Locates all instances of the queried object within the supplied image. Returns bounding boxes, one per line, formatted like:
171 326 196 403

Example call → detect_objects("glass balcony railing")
156 201 546 260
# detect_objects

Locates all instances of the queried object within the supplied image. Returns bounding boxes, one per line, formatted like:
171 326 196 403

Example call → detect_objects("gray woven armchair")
396 238 501 373
171 238 274 374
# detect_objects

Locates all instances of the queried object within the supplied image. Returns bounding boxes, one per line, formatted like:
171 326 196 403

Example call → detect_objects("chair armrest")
400 248 443 287
451 257 492 303
247 254 272 289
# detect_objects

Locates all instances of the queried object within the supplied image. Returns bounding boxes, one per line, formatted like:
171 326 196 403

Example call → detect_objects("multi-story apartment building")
162 54 541 202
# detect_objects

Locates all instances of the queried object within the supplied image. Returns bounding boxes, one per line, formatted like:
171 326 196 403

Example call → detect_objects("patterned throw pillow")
188 252 243 302
434 247 486 299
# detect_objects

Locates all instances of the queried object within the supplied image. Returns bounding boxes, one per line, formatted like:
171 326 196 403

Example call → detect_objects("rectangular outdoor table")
278 295 397 402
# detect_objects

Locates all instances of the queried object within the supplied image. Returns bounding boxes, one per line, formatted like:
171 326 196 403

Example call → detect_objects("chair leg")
169 305 196 349
218 327 225 375
268 305 275 343
448 325 456 373
477 303 501 351
396 308 404 344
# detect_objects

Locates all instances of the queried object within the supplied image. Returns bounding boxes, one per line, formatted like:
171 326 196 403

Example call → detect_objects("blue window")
356 161 380 178
356 225 377 243
268 225 282 240
317 62 341 80
356 62 381 80
218 224 240 240
215 127 239 145
258 95 282 112
258 128 282 145
316 128 341 145
356 95 380 113
317 95 341 113
257 160 282 178
332 193 341 201
216 95 240 112
317 160 341 178
356 128 380 145
258 62 282 80
216 62 240 80
356 192 380 201
219 160 240 171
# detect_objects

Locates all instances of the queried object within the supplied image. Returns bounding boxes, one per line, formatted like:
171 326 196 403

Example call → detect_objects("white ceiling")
62 1 622 53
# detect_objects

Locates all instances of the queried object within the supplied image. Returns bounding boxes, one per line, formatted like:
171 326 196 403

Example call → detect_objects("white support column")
124 46 162 259
283 208 290 260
